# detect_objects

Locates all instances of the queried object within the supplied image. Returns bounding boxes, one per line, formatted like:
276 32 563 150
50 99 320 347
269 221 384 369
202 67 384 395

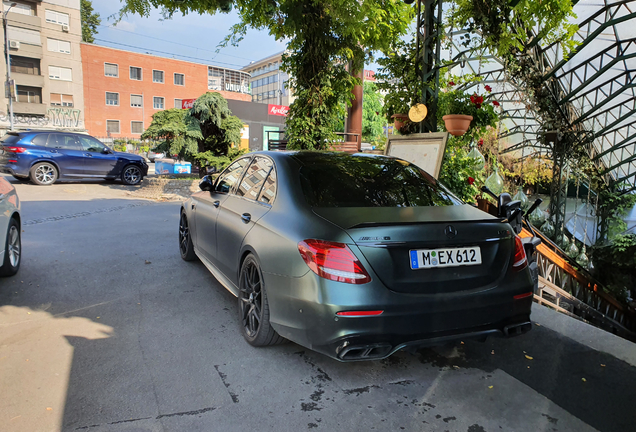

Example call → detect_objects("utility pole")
3 3 16 131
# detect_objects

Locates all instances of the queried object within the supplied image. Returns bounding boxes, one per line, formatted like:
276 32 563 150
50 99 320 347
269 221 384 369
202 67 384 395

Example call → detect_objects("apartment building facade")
0 0 85 132
81 43 252 137
242 51 292 107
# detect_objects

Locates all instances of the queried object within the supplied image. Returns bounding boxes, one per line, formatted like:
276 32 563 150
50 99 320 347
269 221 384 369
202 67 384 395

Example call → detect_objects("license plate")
410 247 482 269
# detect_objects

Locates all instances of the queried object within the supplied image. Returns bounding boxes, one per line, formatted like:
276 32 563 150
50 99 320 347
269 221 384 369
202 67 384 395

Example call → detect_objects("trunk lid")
314 205 514 294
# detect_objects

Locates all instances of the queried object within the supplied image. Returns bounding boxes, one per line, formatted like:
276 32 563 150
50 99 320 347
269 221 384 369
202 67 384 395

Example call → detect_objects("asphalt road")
1 175 635 432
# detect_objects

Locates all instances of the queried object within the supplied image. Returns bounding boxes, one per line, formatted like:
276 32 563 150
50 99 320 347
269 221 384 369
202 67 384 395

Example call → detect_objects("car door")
77 135 120 178
46 134 85 177
192 157 251 264
215 156 275 284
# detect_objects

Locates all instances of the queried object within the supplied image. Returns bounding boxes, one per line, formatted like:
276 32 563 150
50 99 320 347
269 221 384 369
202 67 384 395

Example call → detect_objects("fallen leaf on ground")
525 355 533 360
488 386 493 389
491 350 495 355
601 364 606 367
145 260 151 264
582 378 587 382
46 407 52 411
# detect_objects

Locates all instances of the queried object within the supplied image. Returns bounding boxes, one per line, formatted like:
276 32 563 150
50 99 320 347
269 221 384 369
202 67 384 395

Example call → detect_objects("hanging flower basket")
391 113 409 132
442 114 473 136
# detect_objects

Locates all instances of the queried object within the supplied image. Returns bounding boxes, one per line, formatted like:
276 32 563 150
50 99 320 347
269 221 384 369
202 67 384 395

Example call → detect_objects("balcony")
12 72 44 88
6 12 41 32
13 102 47 116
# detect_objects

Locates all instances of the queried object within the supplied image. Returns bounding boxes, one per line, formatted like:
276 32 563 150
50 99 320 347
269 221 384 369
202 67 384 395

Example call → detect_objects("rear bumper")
264 269 534 361
0 163 28 177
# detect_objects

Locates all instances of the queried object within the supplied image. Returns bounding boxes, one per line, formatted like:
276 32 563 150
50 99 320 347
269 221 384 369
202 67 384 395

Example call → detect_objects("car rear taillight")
298 239 371 284
3 146 26 153
512 236 528 270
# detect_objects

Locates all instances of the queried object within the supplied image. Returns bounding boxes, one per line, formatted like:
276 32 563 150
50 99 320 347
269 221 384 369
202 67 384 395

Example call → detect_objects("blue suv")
0 131 148 185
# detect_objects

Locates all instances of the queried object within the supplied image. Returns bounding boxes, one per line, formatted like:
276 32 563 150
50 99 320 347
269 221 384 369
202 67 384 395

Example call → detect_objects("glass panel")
131 122 144 134
104 63 118 77
174 73 184 86
130 67 142 80
297 154 463 208
258 167 277 204
11 56 39 75
215 158 249 194
78 136 107 152
106 92 119 106
49 134 80 150
174 99 182 108
153 70 164 83
106 121 120 133
31 134 48 147
237 157 272 200
153 97 164 109
50 93 62 106
131 95 142 107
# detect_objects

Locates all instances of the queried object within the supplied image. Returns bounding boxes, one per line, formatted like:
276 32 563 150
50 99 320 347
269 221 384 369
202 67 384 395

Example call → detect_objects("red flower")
448 81 455 87
470 94 476 104
467 177 475 185
493 100 500 107
478 138 484 146
484 85 492 92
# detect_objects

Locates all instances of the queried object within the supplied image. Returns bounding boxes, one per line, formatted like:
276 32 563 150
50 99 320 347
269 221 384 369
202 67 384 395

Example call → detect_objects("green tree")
362 81 384 143
186 92 244 174
80 0 101 43
141 109 199 161
117 0 413 150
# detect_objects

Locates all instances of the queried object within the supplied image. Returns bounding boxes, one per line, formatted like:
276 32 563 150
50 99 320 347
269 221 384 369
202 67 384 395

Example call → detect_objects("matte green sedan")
179 151 533 361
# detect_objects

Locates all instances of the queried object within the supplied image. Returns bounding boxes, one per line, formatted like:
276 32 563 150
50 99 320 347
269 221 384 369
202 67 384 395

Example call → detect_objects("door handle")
213 200 220 208
85 153 93 157
241 213 251 224
49 149 59 153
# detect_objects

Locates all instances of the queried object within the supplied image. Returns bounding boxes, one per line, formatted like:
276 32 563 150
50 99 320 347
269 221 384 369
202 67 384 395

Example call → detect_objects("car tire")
179 211 197 261
121 164 143 185
0 218 21 277
238 254 286 347
30 162 58 186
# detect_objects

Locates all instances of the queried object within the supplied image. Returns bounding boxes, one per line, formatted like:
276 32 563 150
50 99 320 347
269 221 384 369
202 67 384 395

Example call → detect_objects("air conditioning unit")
9 40 20 50
62 24 69 32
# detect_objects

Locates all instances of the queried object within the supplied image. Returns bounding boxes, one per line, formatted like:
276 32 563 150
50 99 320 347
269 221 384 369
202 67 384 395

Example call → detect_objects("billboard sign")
181 99 196 109
268 104 289 117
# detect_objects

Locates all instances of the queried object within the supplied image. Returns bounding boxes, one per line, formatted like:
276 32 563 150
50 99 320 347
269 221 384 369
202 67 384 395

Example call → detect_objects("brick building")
81 43 251 137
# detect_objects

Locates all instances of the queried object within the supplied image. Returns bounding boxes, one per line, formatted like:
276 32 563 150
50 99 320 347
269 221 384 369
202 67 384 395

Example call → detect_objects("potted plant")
438 81 499 137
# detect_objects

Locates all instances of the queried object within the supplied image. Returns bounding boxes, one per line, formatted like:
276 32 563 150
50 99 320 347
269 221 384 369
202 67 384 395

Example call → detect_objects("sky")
91 0 285 70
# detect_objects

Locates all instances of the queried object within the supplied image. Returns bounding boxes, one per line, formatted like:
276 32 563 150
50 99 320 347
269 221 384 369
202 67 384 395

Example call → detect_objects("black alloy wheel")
238 255 285 346
0 218 20 276
179 212 196 261
121 165 143 185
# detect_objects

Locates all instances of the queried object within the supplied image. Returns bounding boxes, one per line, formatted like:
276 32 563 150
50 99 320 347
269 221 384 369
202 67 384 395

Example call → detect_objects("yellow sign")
409 104 428 123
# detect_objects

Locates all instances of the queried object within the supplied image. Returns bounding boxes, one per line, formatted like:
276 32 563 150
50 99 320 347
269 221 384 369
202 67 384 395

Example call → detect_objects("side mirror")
102 147 112 154
199 175 215 192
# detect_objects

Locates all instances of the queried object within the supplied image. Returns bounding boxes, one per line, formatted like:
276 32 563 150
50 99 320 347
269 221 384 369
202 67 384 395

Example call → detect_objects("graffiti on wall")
0 108 83 129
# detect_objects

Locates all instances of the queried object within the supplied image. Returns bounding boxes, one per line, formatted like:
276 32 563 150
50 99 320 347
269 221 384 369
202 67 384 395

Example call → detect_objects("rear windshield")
298 154 463 207
0 134 20 145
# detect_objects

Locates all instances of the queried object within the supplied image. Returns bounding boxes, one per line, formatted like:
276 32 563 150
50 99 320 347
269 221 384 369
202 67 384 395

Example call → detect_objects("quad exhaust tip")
337 343 393 360
503 322 532 337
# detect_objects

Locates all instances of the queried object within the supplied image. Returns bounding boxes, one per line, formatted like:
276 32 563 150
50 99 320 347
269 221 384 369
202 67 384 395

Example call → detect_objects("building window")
174 73 185 86
106 120 120 134
47 38 71 54
174 99 182 108
153 70 164 83
16 86 41 103
45 10 69 25
153 97 164 109
11 56 39 75
131 121 144 134
49 66 72 81
130 94 142 107
4 1 34 16
105 92 119 106
7 26 42 45
104 63 118 77
50 93 73 107
130 66 142 81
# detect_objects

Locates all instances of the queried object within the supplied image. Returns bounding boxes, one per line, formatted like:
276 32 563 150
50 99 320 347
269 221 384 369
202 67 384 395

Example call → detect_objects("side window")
31 134 49 147
48 134 80 150
78 136 107 153
215 158 249 194
258 167 277 204
237 157 272 200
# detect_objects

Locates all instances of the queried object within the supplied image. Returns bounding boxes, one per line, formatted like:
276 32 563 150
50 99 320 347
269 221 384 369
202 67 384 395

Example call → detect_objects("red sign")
268 104 289 117
182 99 196 109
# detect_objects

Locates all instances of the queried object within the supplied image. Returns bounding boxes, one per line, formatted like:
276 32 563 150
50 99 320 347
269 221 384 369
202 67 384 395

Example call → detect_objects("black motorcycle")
481 186 542 292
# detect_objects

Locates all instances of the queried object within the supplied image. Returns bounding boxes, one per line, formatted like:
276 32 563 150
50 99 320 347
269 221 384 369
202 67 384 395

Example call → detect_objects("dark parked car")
0 131 148 185
179 152 534 361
